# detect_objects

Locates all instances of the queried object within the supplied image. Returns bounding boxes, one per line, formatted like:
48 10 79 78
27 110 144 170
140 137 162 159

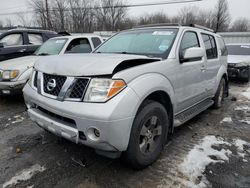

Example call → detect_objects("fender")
214 65 228 95
125 73 175 117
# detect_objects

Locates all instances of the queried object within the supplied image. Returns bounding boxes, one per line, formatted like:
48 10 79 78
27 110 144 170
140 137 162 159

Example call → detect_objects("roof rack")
187 24 214 33
133 23 214 33
133 23 181 29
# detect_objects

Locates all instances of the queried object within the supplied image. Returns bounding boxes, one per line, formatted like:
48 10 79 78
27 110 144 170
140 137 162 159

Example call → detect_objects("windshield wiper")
37 53 50 56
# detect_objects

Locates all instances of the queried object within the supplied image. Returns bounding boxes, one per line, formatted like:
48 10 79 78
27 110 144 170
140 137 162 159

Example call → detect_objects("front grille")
43 73 67 96
33 71 38 88
69 78 89 99
37 106 76 128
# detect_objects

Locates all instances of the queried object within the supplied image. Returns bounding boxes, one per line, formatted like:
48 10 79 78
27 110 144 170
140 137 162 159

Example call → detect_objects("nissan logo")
47 79 57 91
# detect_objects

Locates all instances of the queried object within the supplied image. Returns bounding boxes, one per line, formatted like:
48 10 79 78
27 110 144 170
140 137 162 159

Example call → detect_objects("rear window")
227 45 250 56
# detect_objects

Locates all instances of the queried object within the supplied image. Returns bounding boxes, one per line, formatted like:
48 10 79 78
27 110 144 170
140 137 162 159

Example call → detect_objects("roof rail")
187 24 214 33
132 23 214 32
133 23 181 29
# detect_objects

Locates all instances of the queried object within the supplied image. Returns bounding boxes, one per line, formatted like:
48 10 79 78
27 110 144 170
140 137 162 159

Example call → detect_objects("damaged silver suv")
23 24 228 169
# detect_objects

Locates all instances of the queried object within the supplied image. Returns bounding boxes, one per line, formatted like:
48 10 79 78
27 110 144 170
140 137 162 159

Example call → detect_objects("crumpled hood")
228 55 250 64
35 54 159 76
0 55 39 71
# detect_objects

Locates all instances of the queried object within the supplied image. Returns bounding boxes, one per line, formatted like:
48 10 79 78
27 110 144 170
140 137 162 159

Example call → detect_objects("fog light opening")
94 129 100 138
87 128 101 141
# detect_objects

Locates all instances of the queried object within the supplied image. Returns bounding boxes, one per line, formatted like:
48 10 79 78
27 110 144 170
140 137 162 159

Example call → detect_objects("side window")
0 33 23 46
65 38 92 54
218 37 228 56
202 34 218 59
28 33 43 45
180 31 200 58
91 37 102 48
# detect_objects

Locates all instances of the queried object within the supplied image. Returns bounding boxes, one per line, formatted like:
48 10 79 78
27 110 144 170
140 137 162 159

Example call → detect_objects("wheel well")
144 91 174 133
222 73 229 97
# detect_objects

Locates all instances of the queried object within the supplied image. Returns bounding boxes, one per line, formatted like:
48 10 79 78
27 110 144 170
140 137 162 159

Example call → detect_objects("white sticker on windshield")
55 40 65 44
152 31 174 36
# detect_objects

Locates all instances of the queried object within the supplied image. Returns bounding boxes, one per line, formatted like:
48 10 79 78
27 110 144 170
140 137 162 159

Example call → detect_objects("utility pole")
45 0 52 29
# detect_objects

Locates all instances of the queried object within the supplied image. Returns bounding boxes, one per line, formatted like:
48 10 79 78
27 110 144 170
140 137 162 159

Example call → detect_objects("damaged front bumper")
228 64 250 81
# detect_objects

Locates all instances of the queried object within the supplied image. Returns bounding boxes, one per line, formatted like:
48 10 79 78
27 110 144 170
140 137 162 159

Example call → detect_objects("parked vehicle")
227 44 250 82
23 24 228 169
0 35 103 95
0 29 58 62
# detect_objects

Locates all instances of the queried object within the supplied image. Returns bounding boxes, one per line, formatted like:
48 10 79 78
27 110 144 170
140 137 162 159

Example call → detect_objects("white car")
227 43 250 82
0 35 103 95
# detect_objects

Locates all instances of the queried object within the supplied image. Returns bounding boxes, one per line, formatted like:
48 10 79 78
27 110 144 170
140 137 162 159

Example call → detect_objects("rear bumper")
0 80 26 95
23 83 140 152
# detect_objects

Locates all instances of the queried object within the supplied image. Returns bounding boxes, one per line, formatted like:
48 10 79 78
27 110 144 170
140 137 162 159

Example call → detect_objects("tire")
213 78 226 109
123 100 169 169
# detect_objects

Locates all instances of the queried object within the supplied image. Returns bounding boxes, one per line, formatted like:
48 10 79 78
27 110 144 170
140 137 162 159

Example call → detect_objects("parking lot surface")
1 82 250 188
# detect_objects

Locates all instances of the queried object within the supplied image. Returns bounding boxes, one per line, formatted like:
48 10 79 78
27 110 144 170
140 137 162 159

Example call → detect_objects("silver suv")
23 24 228 169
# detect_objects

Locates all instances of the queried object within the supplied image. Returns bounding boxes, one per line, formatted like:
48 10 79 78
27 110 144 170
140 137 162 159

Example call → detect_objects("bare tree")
94 0 127 31
50 0 69 31
69 0 93 32
213 0 231 32
230 18 250 32
16 13 33 27
29 0 48 29
138 12 171 25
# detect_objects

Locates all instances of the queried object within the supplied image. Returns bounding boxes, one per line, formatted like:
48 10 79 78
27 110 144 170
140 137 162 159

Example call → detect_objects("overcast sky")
0 0 249 25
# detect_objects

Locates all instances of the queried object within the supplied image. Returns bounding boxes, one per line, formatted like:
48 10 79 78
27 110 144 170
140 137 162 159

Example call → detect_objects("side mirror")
0 43 4 48
181 47 204 63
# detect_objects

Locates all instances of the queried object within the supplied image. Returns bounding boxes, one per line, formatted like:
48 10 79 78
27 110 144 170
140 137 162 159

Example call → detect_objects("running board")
174 99 214 127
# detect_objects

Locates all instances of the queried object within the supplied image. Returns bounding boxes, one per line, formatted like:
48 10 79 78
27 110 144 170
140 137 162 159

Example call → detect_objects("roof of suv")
128 23 216 35
7 28 57 34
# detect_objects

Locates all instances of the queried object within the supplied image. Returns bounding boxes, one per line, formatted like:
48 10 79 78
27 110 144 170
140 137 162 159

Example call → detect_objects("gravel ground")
0 82 250 188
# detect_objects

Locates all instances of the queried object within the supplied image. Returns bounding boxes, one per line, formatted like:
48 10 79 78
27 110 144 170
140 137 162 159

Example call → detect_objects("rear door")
201 33 220 96
0 32 28 61
176 30 207 111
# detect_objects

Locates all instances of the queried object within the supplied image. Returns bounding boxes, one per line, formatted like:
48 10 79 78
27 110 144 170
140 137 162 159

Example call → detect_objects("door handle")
201 65 206 72
19 49 26 53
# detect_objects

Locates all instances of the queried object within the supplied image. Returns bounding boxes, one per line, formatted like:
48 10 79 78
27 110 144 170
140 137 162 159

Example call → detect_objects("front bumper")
23 83 140 152
228 65 250 80
0 80 27 95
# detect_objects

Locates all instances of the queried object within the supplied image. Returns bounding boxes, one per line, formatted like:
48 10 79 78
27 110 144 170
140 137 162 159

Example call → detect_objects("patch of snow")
235 106 250 111
179 136 232 188
3 164 46 188
240 120 250 125
234 139 250 158
220 117 233 123
242 87 250 99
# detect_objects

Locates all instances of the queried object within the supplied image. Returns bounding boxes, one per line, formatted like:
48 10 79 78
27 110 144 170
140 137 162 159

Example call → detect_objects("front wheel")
123 100 169 169
213 78 226 109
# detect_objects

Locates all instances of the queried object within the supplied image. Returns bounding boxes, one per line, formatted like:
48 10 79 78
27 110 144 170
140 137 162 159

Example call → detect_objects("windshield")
95 29 178 58
227 45 250 56
34 38 68 55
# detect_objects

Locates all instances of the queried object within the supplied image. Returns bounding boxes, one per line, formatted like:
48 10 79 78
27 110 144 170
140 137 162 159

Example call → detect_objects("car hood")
228 55 250 64
0 55 39 71
34 54 160 76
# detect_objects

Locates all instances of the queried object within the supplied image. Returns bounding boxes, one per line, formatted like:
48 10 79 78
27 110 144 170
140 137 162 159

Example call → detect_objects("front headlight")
2 70 19 80
84 78 126 102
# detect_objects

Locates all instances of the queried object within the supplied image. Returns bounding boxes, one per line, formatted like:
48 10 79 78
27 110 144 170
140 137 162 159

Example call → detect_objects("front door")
175 31 207 112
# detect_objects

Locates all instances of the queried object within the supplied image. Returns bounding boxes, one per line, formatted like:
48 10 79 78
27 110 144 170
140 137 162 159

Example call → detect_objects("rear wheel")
123 100 169 169
213 78 226 109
